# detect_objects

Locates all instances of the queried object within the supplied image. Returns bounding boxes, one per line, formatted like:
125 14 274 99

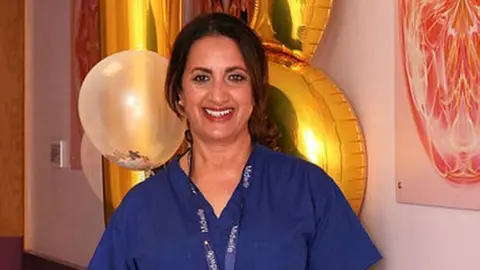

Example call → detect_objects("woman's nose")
209 80 229 103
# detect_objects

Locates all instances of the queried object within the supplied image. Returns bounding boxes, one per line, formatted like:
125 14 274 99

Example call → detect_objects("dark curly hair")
164 12 280 151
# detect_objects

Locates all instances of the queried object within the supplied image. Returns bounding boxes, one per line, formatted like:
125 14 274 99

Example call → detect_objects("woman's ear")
177 90 185 106
176 94 186 116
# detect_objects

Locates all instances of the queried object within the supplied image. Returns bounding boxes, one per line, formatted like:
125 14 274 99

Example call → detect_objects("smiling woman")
165 14 278 151
177 36 256 147
87 13 382 270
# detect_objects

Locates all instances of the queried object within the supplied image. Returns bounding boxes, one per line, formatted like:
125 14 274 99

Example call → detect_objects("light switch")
50 140 67 168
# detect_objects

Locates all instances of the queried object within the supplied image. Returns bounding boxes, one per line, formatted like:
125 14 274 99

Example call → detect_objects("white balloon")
78 49 185 170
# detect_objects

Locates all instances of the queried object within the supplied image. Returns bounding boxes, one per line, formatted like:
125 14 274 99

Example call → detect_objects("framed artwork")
395 0 480 210
70 0 100 169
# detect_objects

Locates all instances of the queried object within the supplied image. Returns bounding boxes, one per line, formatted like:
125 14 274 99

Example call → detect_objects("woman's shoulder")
114 163 175 209
258 144 334 187
258 143 322 167
106 161 183 228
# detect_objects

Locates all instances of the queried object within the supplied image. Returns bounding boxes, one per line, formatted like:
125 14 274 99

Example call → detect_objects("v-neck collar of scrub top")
167 142 264 234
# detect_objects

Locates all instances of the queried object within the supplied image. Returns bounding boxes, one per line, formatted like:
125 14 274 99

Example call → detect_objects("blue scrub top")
88 143 382 270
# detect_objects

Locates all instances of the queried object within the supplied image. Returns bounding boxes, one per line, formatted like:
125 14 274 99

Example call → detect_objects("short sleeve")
87 201 135 270
307 169 382 269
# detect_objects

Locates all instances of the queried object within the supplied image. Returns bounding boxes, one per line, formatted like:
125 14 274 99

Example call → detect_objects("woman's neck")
190 133 252 173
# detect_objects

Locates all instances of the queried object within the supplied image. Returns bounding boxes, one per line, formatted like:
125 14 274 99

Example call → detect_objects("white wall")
25 0 105 267
24 0 480 269
313 0 480 269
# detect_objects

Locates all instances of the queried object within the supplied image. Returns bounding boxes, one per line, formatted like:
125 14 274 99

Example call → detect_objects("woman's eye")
228 74 246 81
193 75 209 82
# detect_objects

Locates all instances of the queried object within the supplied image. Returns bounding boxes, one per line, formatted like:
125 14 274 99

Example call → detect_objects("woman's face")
180 35 253 144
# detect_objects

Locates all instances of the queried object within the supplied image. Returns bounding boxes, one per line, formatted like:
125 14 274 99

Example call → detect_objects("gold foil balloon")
256 0 366 214
100 0 182 56
98 0 184 223
251 0 366 213
78 50 185 170
249 0 334 61
267 55 366 214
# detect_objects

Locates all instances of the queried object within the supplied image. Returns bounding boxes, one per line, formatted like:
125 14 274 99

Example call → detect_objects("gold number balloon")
98 0 184 223
261 0 366 214
259 1 367 214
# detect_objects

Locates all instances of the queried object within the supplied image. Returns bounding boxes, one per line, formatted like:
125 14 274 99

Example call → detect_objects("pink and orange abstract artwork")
396 0 480 210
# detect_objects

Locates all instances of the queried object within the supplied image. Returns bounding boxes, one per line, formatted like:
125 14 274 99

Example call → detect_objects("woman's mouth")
203 108 234 121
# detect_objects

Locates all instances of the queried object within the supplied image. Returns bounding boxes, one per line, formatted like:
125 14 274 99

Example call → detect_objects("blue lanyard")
187 149 252 270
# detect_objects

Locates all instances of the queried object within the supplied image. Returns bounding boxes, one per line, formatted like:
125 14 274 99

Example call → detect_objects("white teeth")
204 108 232 117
